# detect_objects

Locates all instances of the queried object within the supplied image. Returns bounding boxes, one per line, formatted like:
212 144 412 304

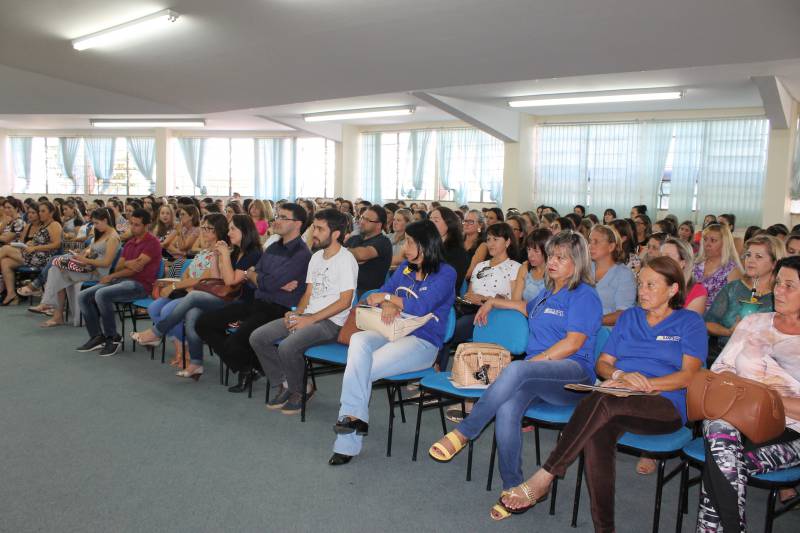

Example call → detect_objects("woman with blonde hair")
693 223 743 309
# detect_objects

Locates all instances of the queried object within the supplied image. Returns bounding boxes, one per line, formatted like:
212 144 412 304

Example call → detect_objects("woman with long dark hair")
330 220 456 465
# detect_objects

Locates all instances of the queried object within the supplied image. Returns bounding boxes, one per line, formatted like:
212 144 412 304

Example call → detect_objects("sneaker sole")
76 344 105 353
98 346 121 357
266 402 288 410
281 408 301 415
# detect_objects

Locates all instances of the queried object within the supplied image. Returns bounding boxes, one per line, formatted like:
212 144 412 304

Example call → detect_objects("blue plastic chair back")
444 307 456 344
458 279 468 297
473 308 528 354
594 326 611 359
357 289 379 306
157 258 165 278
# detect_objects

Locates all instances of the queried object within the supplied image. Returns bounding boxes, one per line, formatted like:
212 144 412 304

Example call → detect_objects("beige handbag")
450 342 512 388
355 305 434 342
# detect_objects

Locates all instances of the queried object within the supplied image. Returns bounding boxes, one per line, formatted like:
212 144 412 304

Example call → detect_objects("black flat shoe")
227 370 255 393
328 453 353 466
333 417 369 436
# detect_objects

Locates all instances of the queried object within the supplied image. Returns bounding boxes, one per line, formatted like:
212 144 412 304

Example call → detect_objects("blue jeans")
32 259 55 288
456 359 591 489
333 331 438 457
79 279 147 339
149 291 226 364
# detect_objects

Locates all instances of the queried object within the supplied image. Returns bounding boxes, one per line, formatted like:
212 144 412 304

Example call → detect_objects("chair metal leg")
651 459 666 533
486 432 497 492
466 440 474 482
534 426 541 466
397 386 407 424
412 391 426 461
675 460 688 533
571 453 584 528
438 401 447 435
161 337 166 363
550 476 559 516
247 372 253 399
764 488 777 533
225 366 230 386
386 386 395 457
300 360 309 422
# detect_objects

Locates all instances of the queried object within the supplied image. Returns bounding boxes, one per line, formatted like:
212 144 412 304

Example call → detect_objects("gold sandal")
490 492 513 521
503 482 548 515
428 431 467 462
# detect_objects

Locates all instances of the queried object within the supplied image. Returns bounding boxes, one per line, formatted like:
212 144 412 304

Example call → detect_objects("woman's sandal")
428 431 467 463
636 458 657 475
502 482 548 515
490 492 514 521
130 331 162 347
39 319 64 328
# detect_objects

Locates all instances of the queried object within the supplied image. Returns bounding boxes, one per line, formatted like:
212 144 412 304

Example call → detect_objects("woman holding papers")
498 256 707 531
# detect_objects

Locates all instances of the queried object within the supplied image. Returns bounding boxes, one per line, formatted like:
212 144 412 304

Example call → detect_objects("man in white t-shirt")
250 209 358 415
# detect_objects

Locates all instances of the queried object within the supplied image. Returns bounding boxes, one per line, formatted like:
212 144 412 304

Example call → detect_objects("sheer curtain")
695 119 769 227
127 137 156 193
255 138 295 201
359 133 382 203
536 125 589 212
667 121 705 223
178 138 207 195
636 122 674 212
58 138 82 194
85 137 116 194
585 123 639 216
437 128 476 206
403 130 430 199
10 137 32 192
478 132 504 206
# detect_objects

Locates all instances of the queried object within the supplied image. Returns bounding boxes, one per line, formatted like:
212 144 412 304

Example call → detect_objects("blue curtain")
85 137 116 194
58 138 81 194
127 137 156 194
10 137 32 192
359 133 382 203
178 138 206 195
255 138 295 201
437 129 475 206
403 130 430 199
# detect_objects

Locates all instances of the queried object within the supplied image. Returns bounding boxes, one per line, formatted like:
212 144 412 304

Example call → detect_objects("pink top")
711 312 800 431
684 283 708 308
255 219 268 236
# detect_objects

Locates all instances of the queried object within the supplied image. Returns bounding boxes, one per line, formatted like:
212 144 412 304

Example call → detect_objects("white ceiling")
0 0 799 130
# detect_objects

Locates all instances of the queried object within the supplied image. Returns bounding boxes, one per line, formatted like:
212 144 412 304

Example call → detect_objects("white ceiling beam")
259 116 342 142
752 75 795 130
411 92 520 142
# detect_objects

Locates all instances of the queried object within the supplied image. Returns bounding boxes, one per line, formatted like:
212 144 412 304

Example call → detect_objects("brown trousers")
543 392 682 533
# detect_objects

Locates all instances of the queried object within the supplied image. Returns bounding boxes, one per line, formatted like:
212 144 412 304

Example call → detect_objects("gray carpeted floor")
0 306 797 533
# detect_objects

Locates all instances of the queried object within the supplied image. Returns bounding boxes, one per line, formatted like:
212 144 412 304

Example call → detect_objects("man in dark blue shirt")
345 205 392 298
197 203 311 392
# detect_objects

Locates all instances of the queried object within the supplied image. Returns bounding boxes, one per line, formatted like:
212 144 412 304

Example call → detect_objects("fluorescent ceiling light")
72 9 180 51
90 118 205 128
508 90 683 108
303 106 415 122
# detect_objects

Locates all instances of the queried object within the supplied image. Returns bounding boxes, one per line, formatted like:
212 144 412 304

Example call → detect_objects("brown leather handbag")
193 278 242 302
687 370 786 444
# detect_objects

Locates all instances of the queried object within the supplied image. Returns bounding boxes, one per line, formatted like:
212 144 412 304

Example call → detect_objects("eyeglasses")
359 216 381 224
275 215 299 222
463 220 477 225
200 226 214 231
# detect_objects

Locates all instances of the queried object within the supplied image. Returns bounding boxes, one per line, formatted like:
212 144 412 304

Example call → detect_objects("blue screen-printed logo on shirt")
543 308 565 317
656 335 681 342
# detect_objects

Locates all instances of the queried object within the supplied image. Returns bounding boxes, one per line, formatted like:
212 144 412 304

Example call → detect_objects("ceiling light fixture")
90 118 205 128
303 105 415 122
508 89 683 108
72 9 180 51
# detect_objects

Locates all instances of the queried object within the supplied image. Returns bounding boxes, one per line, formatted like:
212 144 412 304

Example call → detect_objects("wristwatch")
384 293 392 303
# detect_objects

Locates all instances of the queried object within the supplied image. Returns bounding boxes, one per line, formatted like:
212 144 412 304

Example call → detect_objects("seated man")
76 208 161 357
250 209 358 414
197 203 311 393
346 205 392 298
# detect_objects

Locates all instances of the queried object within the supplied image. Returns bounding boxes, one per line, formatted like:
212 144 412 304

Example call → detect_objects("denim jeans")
32 258 55 288
333 331 438 457
250 317 341 395
456 359 591 489
79 279 147 339
149 291 226 364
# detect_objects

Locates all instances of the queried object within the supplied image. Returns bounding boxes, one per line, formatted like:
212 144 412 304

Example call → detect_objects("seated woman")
428 230 603 521
588 225 636 326
59 200 85 244
463 209 488 280
705 234 783 352
132 214 262 377
498 257 707 529
694 223 743 310
329 220 456 465
697 256 800 532
0 198 25 245
248 199 270 237
37 208 120 327
390 208 412 268
162 204 200 274
510 228 551 303
429 207 469 293
661 237 707 314
149 204 175 244
0 201 62 305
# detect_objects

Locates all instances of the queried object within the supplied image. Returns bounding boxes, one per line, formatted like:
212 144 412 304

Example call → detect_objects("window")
364 128 504 203
11 136 153 195
171 137 335 198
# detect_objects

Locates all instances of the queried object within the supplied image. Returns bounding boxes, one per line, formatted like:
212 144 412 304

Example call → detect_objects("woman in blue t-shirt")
427 231 603 520
499 256 707 530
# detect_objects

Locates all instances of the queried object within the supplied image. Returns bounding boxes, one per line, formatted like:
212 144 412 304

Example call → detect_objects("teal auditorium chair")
413 308 529 481
299 289 378 422
675 436 800 533
382 307 456 457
